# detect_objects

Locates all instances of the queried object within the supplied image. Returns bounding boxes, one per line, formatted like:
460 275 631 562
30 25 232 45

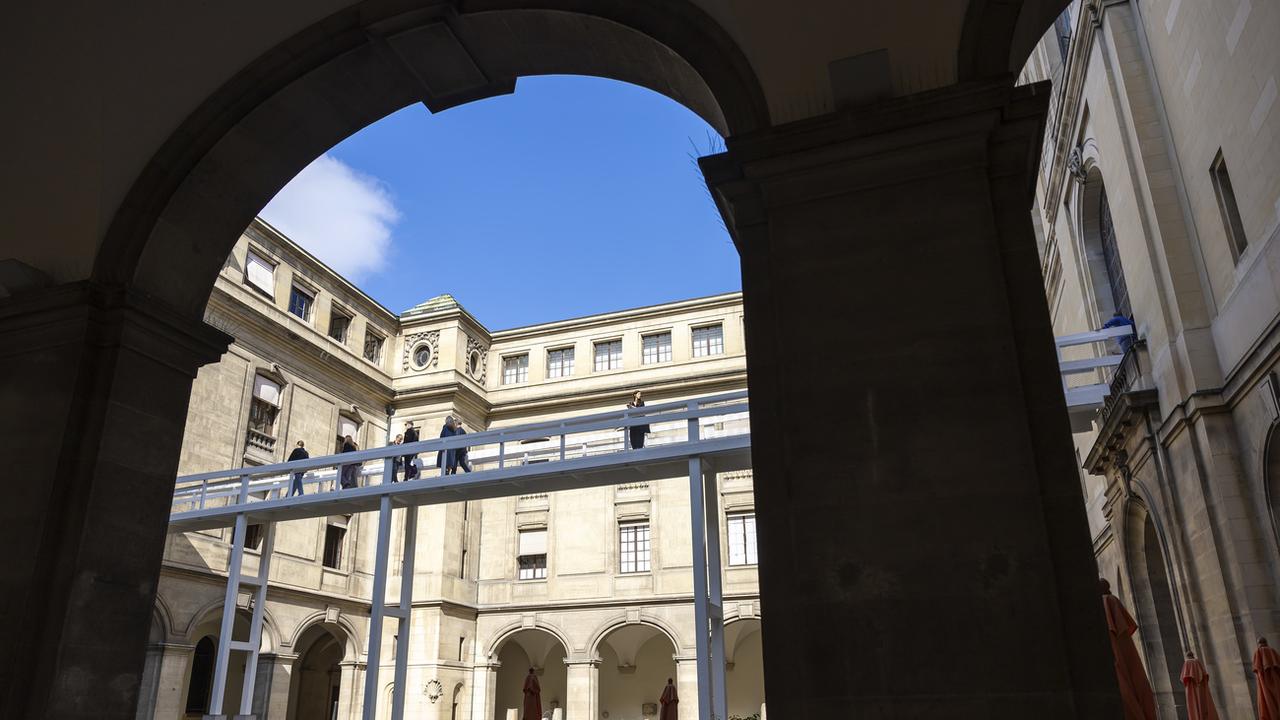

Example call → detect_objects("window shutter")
518 529 547 555
338 416 358 439
246 252 275 295
252 375 282 406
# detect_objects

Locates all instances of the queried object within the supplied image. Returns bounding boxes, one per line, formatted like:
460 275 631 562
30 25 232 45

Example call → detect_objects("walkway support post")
237 521 277 715
390 505 418 720
207 476 250 718
362 494 395 720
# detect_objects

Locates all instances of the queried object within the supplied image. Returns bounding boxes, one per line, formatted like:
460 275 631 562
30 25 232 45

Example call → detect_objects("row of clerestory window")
501 324 724 386
514 512 756 579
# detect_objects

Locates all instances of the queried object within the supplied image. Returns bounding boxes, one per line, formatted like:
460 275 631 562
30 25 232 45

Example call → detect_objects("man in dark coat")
402 420 420 480
286 440 309 497
436 416 458 474
454 420 472 473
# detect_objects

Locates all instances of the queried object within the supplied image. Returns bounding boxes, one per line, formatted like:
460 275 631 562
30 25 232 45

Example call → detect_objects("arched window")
1098 191 1131 317
185 636 216 714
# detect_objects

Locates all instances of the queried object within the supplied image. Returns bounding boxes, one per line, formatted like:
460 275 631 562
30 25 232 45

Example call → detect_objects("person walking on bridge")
286 440 309 497
437 416 458 474
402 420 420 480
339 435 359 489
454 420 472 473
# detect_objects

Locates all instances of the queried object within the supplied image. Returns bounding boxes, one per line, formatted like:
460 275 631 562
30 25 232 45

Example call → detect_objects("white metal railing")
1056 325 1135 414
171 391 749 518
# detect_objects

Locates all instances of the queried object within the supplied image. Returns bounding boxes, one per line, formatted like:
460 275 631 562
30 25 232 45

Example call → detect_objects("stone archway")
183 608 262 715
1266 422 1280 555
290 624 351 720
492 629 569 720
596 624 677 720
724 619 764 719
1123 500 1186 720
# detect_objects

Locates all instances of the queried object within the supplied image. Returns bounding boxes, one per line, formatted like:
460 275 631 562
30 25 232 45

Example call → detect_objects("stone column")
336 661 364 720
148 643 196 720
700 78 1121 718
469 662 500 720
0 284 229 720
563 658 598 720
673 656 699 720
251 653 297 720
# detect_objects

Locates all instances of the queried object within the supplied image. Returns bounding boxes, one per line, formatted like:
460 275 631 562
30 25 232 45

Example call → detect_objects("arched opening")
289 624 349 720
1079 169 1132 321
493 629 568 720
597 624 677 720
725 619 765 719
183 608 261 714
1266 422 1280 555
1123 502 1186 719
185 637 217 716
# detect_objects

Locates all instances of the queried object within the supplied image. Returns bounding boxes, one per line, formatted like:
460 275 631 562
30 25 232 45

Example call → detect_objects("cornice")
489 292 743 340
1084 387 1159 473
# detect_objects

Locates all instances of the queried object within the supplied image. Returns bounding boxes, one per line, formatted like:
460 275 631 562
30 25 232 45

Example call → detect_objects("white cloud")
260 154 400 282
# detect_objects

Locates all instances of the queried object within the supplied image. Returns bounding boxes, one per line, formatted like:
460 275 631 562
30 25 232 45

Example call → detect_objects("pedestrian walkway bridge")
168 391 750 720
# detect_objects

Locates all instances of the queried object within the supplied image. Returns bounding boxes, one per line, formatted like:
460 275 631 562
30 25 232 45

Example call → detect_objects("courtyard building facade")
137 219 760 720
1022 2 1280 718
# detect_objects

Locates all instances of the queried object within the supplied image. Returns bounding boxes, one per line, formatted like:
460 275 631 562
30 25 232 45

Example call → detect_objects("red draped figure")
660 677 678 720
1179 651 1220 720
1256 638 1280 720
522 668 542 720
1100 579 1158 720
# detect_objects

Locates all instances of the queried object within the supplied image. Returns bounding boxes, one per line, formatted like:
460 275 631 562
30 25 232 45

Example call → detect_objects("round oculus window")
412 344 432 369
468 350 482 376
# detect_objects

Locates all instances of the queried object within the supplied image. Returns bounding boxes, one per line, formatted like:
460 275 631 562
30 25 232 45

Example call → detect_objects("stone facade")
138 220 760 720
1022 1 1280 718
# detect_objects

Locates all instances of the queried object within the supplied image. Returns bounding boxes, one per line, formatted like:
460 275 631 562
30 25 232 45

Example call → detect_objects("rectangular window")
1210 150 1248 263
246 374 281 452
593 339 623 372
692 324 724 357
619 522 651 574
322 519 348 569
335 415 360 453
244 524 264 550
502 354 529 385
547 347 575 378
328 309 351 343
244 250 275 297
727 513 758 566
288 284 314 322
363 330 384 364
517 528 548 580
642 332 672 365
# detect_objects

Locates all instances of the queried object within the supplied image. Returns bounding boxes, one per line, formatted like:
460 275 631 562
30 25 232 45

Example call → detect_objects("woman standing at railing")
339 435 359 489
627 390 651 450
437 416 458 474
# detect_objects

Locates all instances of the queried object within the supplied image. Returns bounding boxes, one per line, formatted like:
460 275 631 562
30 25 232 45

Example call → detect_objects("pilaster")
701 78 1121 718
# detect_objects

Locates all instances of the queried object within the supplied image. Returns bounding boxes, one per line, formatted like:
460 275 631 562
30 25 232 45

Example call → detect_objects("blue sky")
260 75 740 330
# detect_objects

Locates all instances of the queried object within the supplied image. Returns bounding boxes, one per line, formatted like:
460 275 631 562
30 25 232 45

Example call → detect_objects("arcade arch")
596 624 678 720
1122 499 1186 719
289 623 352 720
492 629 569 720
724 618 765 718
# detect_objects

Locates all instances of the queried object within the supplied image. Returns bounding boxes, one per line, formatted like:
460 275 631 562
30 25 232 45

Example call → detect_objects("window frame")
546 346 575 379
363 329 385 365
593 338 624 372
726 512 758 567
691 323 725 358
328 306 352 343
501 353 530 385
618 521 652 574
322 517 350 570
243 248 276 299
287 283 315 323
1210 149 1249 263
516 527 549 581
641 331 673 365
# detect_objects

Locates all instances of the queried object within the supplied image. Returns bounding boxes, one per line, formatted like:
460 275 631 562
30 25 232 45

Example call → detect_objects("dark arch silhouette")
92 1 769 319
